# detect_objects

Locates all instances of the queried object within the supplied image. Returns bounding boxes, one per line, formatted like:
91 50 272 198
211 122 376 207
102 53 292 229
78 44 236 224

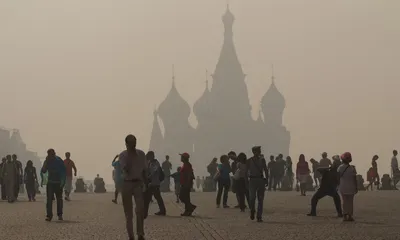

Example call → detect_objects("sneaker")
112 199 117 204
250 211 255 220
181 211 190 216
307 213 316 216
257 218 263 222
223 205 230 208
32 198 36 202
58 215 63 221
155 211 166 216
45 216 52 222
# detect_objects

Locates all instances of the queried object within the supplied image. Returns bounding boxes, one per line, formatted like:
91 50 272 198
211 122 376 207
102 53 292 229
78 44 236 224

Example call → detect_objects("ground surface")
0 191 399 240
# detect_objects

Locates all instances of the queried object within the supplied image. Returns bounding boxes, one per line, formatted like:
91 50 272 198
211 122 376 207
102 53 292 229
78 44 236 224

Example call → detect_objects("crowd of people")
1 133 399 240
0 154 38 202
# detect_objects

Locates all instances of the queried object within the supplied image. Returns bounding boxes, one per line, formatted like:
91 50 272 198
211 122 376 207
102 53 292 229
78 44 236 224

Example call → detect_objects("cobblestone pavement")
0 191 399 240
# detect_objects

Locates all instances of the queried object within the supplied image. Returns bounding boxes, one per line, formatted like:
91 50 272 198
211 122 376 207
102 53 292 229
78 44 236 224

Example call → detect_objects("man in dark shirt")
247 146 268 222
267 155 277 191
0 157 6 200
12 154 23 199
307 159 342 217
41 149 66 221
179 152 196 216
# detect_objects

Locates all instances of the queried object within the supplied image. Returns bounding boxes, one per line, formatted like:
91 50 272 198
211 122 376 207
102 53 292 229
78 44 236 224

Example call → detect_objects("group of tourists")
0 154 38 202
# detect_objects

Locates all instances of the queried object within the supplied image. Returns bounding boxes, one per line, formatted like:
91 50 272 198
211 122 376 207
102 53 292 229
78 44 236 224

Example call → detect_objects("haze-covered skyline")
1 0 399 181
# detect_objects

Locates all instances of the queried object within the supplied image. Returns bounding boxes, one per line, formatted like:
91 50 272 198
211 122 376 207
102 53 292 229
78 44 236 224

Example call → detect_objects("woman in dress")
338 152 358 221
24 160 38 201
296 154 310 196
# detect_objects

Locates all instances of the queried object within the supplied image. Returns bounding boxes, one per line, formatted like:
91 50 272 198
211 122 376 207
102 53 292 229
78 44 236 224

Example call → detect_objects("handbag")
233 168 241 180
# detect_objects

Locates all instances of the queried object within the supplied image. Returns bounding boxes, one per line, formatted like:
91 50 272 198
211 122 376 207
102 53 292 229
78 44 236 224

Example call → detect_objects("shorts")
174 183 181 195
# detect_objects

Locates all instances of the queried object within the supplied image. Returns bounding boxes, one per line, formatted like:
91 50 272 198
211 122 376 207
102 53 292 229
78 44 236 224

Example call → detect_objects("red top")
64 159 76 177
296 161 310 175
180 162 193 185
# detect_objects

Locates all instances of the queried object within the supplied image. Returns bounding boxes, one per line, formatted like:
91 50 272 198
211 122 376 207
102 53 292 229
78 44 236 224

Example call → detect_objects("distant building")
149 6 290 168
0 128 41 170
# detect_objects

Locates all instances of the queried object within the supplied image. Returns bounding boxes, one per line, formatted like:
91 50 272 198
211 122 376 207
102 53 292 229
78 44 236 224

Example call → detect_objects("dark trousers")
310 188 342 215
236 178 249 210
26 181 36 200
46 182 63 217
179 185 195 212
249 178 265 219
216 179 230 206
144 185 166 216
14 180 20 198
268 175 280 190
1 183 6 200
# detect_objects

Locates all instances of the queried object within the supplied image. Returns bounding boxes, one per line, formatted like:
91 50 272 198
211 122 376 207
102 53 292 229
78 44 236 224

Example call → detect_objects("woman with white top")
337 152 358 222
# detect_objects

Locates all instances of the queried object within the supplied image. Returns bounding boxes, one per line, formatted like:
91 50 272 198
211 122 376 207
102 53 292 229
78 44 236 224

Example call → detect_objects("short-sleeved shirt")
248 156 267 178
337 164 357 195
319 158 332 168
217 163 231 180
180 162 194 185
119 149 147 181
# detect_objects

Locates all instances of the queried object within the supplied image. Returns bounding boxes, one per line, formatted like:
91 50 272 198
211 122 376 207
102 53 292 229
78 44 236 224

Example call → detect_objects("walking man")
391 150 399 189
119 134 147 240
2 155 18 203
247 146 268 222
41 149 66 221
144 151 166 218
0 157 7 200
12 154 23 199
63 152 77 201
179 152 196 216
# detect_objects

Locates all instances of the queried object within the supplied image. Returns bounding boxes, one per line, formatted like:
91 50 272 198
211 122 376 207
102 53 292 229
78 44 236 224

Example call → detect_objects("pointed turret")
149 108 164 154
158 67 191 121
261 69 286 126
193 70 212 122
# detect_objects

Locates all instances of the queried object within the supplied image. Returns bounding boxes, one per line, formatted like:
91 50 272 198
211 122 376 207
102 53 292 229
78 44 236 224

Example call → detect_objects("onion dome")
193 78 211 118
158 76 191 120
261 73 286 126
261 75 286 112
222 4 235 26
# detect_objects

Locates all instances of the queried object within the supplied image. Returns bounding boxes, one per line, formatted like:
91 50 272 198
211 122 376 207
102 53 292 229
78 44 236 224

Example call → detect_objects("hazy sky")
1 0 399 182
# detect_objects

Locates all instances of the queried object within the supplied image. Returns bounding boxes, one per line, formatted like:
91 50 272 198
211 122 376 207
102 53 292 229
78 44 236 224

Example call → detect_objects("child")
366 167 375 191
170 167 181 203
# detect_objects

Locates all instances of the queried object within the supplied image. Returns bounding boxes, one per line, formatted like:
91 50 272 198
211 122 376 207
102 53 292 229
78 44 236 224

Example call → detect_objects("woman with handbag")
338 152 357 222
215 155 231 208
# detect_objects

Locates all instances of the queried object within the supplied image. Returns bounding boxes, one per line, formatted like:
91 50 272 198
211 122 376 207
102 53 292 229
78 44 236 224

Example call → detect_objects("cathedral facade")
149 6 290 168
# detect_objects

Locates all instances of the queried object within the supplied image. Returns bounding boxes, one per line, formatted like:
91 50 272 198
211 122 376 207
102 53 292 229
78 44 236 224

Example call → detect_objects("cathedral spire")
149 107 164 153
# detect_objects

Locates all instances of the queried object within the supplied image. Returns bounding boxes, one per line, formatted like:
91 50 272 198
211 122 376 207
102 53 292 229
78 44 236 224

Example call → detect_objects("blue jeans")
249 178 265 219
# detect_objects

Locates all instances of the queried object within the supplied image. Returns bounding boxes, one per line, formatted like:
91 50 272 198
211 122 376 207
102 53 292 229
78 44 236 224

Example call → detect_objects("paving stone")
0 191 399 240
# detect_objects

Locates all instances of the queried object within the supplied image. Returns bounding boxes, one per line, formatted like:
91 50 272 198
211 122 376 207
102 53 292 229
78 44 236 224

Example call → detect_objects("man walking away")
63 152 77 201
144 151 166 218
112 154 123 204
247 146 268 222
42 149 66 221
12 154 23 200
307 159 342 217
119 135 147 240
2 155 18 203
267 155 276 191
179 153 196 216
